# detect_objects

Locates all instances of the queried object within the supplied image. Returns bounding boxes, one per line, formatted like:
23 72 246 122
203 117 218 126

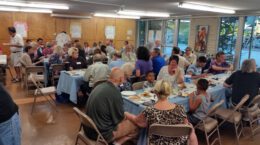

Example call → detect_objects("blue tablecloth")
123 85 227 145
56 71 85 104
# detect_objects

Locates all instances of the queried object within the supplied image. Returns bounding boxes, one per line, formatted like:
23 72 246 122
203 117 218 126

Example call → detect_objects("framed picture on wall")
195 25 209 53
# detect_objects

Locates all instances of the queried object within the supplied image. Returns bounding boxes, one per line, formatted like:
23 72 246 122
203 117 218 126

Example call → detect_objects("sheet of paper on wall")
105 26 115 39
127 29 133 36
70 23 82 38
155 30 162 41
14 21 27 38
148 30 154 42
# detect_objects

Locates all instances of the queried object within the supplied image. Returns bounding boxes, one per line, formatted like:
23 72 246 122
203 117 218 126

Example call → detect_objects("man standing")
84 68 138 144
151 48 166 78
6 27 24 82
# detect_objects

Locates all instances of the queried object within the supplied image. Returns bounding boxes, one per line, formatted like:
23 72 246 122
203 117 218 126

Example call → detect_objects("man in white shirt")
83 54 110 89
172 46 190 70
6 27 24 82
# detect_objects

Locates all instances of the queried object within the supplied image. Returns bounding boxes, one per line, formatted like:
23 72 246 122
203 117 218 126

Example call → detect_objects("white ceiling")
6 0 260 17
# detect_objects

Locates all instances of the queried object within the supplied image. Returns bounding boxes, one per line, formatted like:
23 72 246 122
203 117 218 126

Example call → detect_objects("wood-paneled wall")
0 12 136 54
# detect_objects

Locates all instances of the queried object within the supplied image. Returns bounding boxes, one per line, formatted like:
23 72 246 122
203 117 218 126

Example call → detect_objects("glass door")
240 16 260 69
163 20 175 57
178 19 190 51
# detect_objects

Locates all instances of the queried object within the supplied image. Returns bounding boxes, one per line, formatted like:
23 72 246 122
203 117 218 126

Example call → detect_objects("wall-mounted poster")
105 26 115 39
195 25 209 53
70 22 82 38
14 21 27 38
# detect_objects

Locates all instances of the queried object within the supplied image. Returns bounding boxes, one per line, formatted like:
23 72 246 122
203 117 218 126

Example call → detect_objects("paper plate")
121 91 137 96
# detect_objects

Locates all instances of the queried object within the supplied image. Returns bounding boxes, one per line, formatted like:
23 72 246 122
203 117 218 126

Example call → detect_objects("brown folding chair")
50 64 64 86
24 66 45 95
147 124 192 145
194 100 225 145
30 74 56 114
132 81 144 90
215 95 249 145
73 107 108 145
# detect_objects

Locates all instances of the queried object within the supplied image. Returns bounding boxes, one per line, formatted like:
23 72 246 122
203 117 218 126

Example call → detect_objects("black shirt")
225 71 260 106
84 81 124 142
0 84 18 123
67 56 87 70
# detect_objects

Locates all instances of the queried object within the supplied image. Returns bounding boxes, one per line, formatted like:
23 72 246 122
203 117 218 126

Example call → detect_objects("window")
138 21 146 46
178 19 190 51
240 16 260 68
218 17 239 62
164 20 175 56
147 20 163 43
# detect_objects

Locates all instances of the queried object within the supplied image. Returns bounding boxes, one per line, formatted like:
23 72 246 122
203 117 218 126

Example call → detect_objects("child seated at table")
143 71 156 90
187 79 211 125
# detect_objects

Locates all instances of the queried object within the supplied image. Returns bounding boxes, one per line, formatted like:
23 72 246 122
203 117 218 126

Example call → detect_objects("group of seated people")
20 37 259 144
77 44 259 144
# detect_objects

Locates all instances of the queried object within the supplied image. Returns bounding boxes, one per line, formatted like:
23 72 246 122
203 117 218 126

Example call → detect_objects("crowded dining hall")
0 0 260 145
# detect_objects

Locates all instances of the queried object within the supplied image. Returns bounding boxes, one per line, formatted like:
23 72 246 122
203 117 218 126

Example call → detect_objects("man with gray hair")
83 54 110 92
84 68 138 144
224 59 260 106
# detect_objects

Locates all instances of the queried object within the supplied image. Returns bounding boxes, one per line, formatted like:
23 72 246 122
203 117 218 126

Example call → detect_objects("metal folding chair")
147 124 192 145
73 107 108 145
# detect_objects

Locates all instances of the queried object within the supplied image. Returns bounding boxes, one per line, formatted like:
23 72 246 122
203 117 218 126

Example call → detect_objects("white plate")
121 91 136 96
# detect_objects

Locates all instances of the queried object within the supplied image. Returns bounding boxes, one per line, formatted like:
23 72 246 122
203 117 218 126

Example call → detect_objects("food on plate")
141 92 152 98
129 95 141 101
178 83 187 90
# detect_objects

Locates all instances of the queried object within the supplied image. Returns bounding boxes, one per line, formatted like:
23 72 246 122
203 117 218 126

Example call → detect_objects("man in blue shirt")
151 48 166 78
109 52 125 69
187 56 207 79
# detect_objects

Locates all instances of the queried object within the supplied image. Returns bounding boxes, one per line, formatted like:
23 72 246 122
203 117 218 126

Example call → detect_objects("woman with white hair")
120 62 135 91
126 80 198 145
224 59 260 106
67 47 87 70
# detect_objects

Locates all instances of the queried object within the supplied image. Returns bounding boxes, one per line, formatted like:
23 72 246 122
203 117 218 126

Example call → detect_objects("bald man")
84 68 138 144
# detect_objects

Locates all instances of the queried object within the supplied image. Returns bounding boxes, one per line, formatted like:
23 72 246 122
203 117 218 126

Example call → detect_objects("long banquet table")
123 74 229 145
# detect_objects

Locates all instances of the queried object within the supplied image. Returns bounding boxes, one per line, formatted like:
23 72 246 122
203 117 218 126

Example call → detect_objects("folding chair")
194 100 225 145
147 124 192 145
73 107 108 145
215 95 249 145
50 64 64 86
241 95 260 139
30 74 56 114
24 66 45 95
132 81 144 90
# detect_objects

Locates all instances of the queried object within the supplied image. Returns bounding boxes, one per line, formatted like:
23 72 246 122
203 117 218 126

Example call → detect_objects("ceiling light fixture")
0 6 52 13
51 13 92 19
94 13 140 19
178 2 235 14
117 10 170 17
0 1 69 10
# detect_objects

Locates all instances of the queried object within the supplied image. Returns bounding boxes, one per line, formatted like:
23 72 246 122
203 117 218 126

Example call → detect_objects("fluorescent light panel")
0 1 69 10
118 10 170 17
51 14 92 19
178 3 235 14
94 13 140 19
0 6 52 13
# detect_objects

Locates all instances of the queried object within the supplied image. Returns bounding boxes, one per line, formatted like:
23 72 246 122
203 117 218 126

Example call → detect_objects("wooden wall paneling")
0 12 14 54
27 13 46 39
55 18 70 36
0 12 13 40
43 14 56 40
95 18 105 42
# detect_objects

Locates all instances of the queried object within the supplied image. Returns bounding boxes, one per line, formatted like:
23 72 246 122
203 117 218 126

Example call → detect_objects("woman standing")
135 46 153 77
